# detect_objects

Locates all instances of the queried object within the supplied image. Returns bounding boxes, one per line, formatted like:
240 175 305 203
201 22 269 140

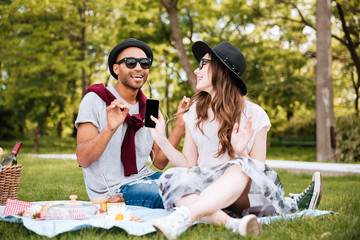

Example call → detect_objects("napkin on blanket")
3 199 35 217
3 199 87 219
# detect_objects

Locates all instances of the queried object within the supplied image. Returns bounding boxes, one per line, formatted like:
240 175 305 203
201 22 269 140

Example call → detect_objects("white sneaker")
310 171 323 209
225 214 262 236
152 206 191 239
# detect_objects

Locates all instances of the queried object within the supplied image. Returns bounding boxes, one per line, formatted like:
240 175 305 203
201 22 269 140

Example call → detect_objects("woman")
150 41 322 239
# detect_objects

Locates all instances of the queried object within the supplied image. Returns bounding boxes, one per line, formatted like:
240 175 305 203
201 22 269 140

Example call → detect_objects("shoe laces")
294 182 313 203
289 193 300 198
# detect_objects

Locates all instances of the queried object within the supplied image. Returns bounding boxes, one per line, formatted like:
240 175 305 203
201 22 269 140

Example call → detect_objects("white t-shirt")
75 86 155 201
182 100 271 167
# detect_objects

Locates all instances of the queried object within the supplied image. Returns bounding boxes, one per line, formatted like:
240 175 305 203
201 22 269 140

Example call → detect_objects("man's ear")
113 64 120 75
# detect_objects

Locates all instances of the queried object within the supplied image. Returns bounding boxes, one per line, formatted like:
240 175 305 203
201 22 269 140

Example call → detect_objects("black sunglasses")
116 57 152 69
199 58 211 70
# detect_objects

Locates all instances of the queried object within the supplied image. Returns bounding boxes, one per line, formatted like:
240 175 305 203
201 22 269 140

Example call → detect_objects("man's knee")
119 178 164 208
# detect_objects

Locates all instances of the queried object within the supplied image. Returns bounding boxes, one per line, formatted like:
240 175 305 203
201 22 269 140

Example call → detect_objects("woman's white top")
182 100 271 167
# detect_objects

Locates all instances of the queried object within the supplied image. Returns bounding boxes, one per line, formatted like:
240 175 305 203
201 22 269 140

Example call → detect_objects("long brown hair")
185 53 246 159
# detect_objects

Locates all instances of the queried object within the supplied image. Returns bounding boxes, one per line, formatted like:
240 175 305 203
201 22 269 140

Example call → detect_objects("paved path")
26 154 360 176
266 159 360 176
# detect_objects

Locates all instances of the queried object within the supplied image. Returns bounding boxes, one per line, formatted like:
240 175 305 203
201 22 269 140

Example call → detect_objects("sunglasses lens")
199 59 210 70
140 59 151 69
199 60 204 70
126 59 137 68
119 58 151 69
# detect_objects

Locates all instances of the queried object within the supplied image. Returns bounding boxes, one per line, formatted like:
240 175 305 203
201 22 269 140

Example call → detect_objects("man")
75 38 188 208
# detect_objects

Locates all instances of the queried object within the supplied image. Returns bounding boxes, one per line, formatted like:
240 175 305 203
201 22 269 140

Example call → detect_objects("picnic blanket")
0 201 333 238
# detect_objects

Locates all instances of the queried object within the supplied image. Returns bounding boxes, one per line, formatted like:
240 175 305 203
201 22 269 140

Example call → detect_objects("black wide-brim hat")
108 38 153 79
192 41 247 95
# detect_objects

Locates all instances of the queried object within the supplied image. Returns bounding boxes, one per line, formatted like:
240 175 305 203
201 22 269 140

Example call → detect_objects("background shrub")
335 115 360 163
270 117 316 138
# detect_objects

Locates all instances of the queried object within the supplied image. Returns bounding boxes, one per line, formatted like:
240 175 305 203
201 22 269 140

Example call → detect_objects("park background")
0 1 359 239
1 0 359 163
0 0 359 163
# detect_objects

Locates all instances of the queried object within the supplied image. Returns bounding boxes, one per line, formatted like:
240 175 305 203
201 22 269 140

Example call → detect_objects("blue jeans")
117 172 164 209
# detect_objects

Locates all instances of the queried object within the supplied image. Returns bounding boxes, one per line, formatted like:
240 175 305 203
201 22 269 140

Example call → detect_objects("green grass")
266 146 316 162
0 136 77 155
1 136 318 161
1 156 359 239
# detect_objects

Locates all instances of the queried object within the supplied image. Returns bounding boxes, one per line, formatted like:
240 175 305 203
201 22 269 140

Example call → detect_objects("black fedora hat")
192 41 247 95
108 38 153 79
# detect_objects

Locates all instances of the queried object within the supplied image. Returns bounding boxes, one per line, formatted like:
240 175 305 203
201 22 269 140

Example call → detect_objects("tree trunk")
57 118 63 138
161 0 197 92
316 0 336 162
286 109 293 121
33 128 40 154
335 2 360 115
33 104 51 153
351 70 359 115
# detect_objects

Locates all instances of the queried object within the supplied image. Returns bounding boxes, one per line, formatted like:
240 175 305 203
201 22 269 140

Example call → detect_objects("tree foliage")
0 0 358 155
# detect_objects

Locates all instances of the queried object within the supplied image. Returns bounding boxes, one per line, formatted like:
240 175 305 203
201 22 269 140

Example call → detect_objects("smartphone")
145 99 159 128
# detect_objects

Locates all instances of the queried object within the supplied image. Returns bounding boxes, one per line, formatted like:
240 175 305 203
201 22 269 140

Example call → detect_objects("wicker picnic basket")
0 164 23 205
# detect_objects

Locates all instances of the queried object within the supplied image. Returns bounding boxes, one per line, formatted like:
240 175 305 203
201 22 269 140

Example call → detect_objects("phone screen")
145 99 159 128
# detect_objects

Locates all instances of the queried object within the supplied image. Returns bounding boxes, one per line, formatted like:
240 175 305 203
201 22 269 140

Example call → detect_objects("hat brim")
108 39 153 80
192 41 247 95
192 41 214 63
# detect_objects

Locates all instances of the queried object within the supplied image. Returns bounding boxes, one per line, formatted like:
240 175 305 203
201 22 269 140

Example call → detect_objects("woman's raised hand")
150 112 167 146
231 116 255 157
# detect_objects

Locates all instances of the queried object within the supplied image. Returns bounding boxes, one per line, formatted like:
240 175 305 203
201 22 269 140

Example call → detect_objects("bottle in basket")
1 142 22 166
